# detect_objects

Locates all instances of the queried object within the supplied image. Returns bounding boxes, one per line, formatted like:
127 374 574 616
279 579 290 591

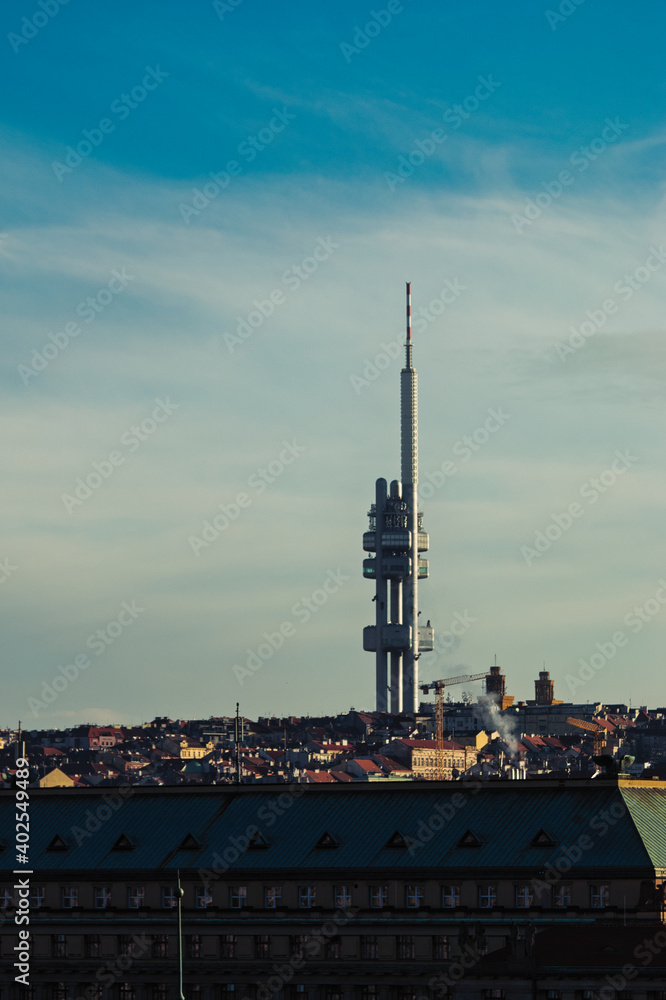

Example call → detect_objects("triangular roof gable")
178 832 201 850
112 833 134 851
248 831 270 849
315 831 339 849
47 834 68 851
531 828 557 847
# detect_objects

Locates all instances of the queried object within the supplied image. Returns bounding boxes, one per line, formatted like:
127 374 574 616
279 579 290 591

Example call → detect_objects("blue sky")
2 0 666 728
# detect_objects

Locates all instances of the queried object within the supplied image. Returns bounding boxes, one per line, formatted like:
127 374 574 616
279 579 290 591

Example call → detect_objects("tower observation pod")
362 284 434 714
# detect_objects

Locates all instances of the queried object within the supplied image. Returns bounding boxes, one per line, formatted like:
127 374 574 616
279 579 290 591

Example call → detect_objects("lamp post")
176 870 185 1000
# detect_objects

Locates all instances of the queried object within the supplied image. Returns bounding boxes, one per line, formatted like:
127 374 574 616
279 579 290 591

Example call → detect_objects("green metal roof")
620 784 666 869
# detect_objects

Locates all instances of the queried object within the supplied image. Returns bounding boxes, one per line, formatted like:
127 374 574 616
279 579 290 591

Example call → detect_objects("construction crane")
420 672 491 780
566 717 608 756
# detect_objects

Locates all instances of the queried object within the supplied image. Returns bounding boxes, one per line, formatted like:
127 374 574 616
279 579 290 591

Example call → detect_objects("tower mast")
401 282 419 712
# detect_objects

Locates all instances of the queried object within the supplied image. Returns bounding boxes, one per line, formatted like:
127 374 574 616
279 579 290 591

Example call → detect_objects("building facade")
1 780 665 998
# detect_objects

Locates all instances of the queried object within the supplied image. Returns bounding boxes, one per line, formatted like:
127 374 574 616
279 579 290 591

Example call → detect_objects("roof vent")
458 829 482 848
386 830 408 848
315 831 339 849
248 831 270 849
47 834 68 851
531 829 556 847
178 833 201 850
112 833 134 851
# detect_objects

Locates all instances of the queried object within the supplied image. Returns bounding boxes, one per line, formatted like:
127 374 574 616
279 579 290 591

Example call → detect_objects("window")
264 885 282 908
196 884 213 909
370 885 388 908
478 885 496 908
406 885 423 908
325 937 341 959
483 992 505 1000
553 884 571 908
151 988 168 1000
53 985 68 1000
118 935 133 955
230 885 247 908
334 885 352 908
119 988 136 1000
590 884 610 908
441 884 460 908
52 934 67 958
187 934 201 959
220 934 236 959
128 886 144 909
161 886 177 909
256 934 270 959
361 935 378 959
31 886 45 909
0 888 14 908
61 886 78 908
94 886 111 909
397 936 415 960
291 935 307 959
85 935 100 958
515 884 534 908
433 935 450 960
152 935 169 959
361 989 378 1000
298 885 316 908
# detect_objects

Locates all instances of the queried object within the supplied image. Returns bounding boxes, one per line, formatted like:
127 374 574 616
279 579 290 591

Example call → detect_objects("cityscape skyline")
2 1 666 728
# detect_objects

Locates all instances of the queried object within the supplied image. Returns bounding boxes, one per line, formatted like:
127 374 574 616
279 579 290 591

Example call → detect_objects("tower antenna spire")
405 281 412 368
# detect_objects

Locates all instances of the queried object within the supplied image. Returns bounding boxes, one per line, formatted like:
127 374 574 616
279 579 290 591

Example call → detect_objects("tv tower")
363 283 434 714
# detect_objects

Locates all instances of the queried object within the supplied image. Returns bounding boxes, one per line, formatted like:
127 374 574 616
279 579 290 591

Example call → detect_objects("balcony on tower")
418 557 429 579
363 624 411 651
418 624 434 652
363 530 412 553
417 531 429 552
363 556 410 579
